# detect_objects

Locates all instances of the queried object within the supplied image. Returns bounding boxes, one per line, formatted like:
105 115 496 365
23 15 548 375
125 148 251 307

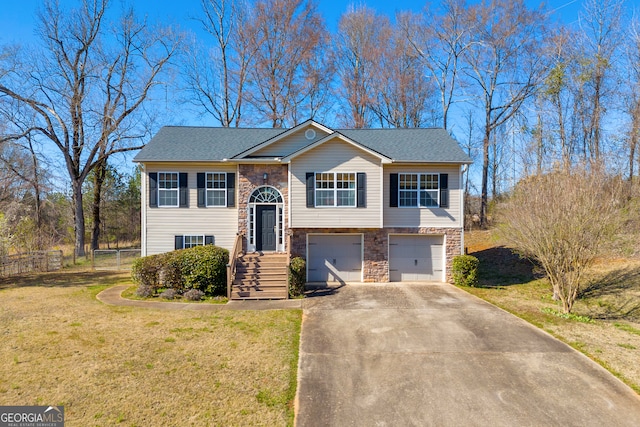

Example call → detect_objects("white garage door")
389 235 444 282
308 234 362 282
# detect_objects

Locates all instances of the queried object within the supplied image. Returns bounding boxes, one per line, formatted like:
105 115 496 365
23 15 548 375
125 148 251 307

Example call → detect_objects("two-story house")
133 120 471 297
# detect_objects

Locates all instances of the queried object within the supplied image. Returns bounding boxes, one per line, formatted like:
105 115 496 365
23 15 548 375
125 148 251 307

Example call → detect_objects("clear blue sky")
0 0 584 183
1 0 583 46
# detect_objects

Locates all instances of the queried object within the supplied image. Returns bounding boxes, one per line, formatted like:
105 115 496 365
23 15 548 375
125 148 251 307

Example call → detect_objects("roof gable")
283 132 392 163
233 120 333 159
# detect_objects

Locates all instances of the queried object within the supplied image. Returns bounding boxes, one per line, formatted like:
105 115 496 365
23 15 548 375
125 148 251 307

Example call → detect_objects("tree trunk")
629 102 639 181
535 110 543 175
72 181 86 257
630 133 637 181
480 128 490 228
34 185 42 250
27 138 43 250
491 138 498 199
91 160 107 251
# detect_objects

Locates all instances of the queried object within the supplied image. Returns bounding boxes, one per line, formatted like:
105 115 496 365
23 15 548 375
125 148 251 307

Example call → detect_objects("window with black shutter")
439 174 449 208
149 172 158 207
357 172 366 207
179 173 188 207
306 172 315 207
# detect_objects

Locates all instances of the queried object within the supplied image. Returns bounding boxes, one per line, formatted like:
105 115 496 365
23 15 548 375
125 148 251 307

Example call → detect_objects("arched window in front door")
249 186 283 204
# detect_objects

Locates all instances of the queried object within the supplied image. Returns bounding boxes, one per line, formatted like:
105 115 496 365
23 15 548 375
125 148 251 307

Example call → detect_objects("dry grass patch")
0 268 301 426
463 230 640 394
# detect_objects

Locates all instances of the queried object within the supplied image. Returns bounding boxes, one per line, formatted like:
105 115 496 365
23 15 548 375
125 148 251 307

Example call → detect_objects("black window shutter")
197 173 206 207
205 235 215 245
174 235 184 250
179 173 188 207
149 172 158 208
390 173 398 207
306 173 315 208
226 173 235 207
439 173 449 208
357 172 366 208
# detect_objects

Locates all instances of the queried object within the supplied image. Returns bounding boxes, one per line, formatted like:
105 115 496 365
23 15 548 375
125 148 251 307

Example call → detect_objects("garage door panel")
389 235 444 282
308 235 362 282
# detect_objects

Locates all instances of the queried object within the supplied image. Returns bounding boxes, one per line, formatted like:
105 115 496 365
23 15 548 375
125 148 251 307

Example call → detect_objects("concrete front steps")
231 253 289 300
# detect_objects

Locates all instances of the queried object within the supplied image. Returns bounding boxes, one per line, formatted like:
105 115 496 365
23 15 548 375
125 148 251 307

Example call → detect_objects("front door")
256 205 276 251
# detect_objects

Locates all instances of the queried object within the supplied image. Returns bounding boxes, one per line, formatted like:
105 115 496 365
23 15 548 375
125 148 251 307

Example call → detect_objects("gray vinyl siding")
383 164 463 228
144 163 238 255
290 139 382 228
251 127 329 157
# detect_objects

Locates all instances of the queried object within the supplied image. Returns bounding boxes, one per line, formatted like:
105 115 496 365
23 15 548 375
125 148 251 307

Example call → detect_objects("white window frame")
158 172 179 207
183 235 205 249
206 172 227 207
315 172 356 207
398 173 439 208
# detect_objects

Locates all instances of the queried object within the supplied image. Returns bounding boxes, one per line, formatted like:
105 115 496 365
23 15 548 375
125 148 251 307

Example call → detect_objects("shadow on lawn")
0 268 130 290
579 266 640 321
471 246 539 287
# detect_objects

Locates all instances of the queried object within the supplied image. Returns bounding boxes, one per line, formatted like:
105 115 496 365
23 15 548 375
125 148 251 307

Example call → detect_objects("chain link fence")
92 249 141 271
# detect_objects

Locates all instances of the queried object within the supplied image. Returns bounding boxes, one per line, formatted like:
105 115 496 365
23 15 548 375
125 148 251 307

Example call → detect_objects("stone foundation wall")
290 227 462 283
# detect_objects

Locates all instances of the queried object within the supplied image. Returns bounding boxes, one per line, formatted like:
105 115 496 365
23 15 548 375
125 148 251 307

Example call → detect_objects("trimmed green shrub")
452 254 479 287
159 251 184 291
181 245 229 295
131 255 162 289
288 257 306 298
131 245 229 296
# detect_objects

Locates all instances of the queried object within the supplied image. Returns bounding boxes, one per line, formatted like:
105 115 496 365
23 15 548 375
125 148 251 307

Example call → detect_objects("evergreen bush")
131 245 229 296
181 245 229 295
131 255 162 289
452 254 479 287
288 257 306 298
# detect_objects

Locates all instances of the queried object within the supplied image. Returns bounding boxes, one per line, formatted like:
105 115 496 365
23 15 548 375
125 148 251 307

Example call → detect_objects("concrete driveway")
295 283 640 426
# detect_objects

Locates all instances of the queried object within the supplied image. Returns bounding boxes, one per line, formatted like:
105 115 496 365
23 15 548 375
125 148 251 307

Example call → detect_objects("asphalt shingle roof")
133 127 284 162
133 125 472 163
338 128 471 163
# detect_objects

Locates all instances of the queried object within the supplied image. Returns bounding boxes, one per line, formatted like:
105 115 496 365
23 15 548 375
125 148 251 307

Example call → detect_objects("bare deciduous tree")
0 0 180 256
288 38 335 125
0 134 48 249
462 0 547 227
370 25 433 128
625 19 640 181
540 28 575 169
499 165 625 313
185 0 254 127
246 0 328 127
334 5 389 128
574 0 623 163
400 0 469 130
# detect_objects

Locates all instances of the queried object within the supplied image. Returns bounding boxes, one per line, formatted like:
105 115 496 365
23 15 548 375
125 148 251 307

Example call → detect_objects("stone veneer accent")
290 227 462 283
237 164 289 252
